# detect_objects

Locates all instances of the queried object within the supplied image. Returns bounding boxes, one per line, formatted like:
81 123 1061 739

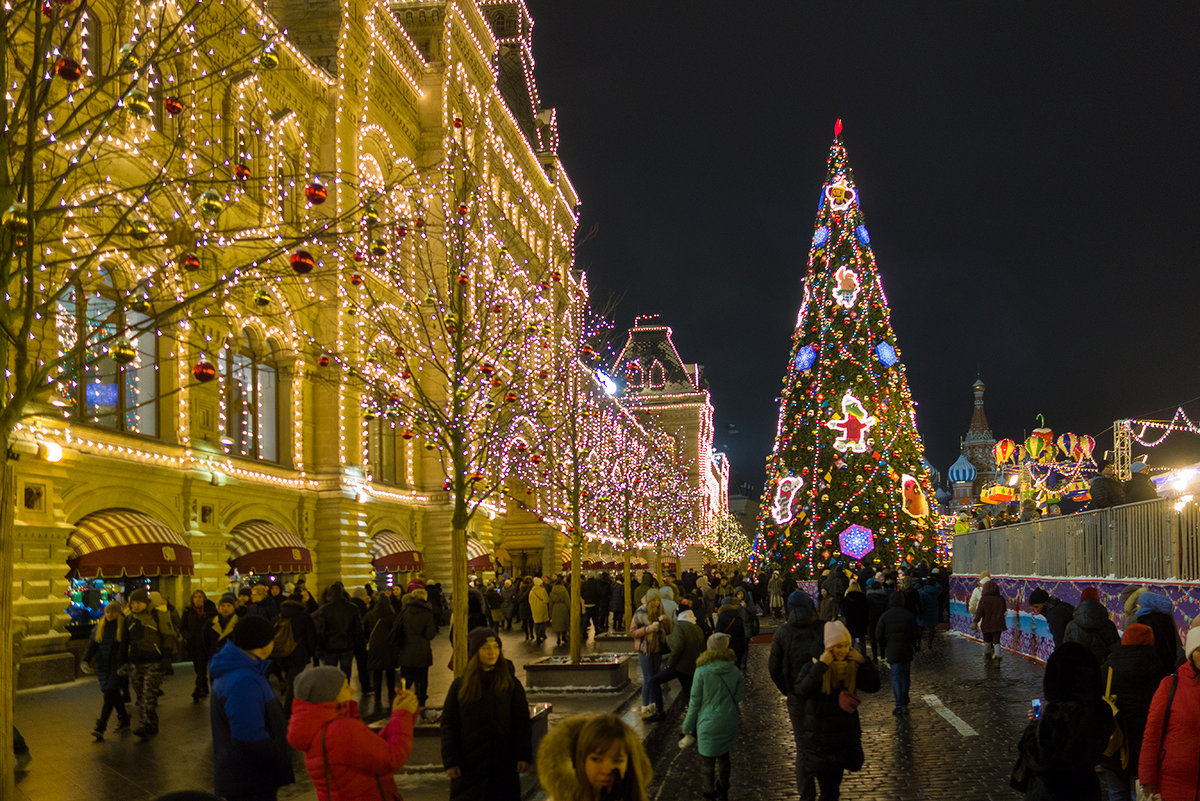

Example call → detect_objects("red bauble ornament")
456 203 468 214
192 361 216 382
551 270 562 282
400 369 412 380
456 272 469 285
412 218 424 228
234 163 251 182
163 96 184 116
504 392 518 403
393 346 404 357
55 57 82 82
453 117 464 128
181 252 201 271
481 363 494 375
397 225 408 238
401 429 415 439
349 274 363 286
352 249 364 262
305 178 327 205
317 355 330 367
290 250 315 274
537 370 548 379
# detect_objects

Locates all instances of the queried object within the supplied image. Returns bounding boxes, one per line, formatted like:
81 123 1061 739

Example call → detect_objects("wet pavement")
645 630 1045 801
15 625 1051 801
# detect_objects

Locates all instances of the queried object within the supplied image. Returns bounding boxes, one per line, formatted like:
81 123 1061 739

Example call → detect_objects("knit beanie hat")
786 590 811 611
677 609 696 624
293 666 347 704
1080 587 1101 603
1136 592 1171 617
1028 588 1050 606
230 615 274 651
1186 626 1200 661
706 632 731 653
218 593 237 607
1121 623 1155 646
824 620 851 648
467 627 499 659
128 589 150 606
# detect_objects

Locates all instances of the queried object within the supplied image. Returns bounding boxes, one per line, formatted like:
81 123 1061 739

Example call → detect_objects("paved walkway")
646 631 1045 801
13 624 636 801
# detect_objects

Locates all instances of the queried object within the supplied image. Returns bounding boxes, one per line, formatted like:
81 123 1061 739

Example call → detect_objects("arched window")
626 362 643 388
220 330 279 461
494 12 507 34
649 360 665 389
55 268 159 435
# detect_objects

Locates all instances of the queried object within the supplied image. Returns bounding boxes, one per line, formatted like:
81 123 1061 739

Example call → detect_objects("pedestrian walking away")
876 591 919 715
681 632 744 801
972 579 1008 661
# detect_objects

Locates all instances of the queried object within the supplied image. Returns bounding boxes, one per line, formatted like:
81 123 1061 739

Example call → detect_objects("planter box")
385 703 551 778
593 632 635 653
524 654 632 692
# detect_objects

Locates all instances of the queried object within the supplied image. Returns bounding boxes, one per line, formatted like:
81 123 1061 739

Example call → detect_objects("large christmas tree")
750 121 939 579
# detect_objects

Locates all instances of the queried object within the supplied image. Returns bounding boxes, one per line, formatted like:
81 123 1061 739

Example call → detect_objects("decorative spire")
834 118 843 139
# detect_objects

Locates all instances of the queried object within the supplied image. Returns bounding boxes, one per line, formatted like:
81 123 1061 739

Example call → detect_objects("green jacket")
665 619 705 675
681 649 743 757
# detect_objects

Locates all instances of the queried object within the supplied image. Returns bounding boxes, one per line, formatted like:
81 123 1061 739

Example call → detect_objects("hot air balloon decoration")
993 439 1016 465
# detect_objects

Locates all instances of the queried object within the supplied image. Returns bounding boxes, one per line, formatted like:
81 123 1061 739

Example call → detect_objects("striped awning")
227 519 312 575
67 509 194 579
560 547 574 570
466 537 491 571
371 531 423 573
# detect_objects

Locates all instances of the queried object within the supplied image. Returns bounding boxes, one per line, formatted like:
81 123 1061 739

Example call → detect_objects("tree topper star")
825 392 877 453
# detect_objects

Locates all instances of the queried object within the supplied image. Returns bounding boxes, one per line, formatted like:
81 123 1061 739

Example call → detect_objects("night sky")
526 2 1200 488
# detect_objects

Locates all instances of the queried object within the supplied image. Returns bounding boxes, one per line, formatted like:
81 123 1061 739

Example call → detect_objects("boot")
115 715 131 733
91 720 105 742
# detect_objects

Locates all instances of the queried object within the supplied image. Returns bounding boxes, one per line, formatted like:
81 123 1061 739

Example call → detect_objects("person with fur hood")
1062 587 1119 666
1138 623 1200 801
440 628 532 800
793 621 881 799
287 665 418 800
1099 624 1165 801
972 579 1008 661
536 713 652 801
681 632 744 801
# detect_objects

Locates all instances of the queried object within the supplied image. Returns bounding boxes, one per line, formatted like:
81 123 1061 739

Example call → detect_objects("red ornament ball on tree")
192 361 217 382
290 250 315 274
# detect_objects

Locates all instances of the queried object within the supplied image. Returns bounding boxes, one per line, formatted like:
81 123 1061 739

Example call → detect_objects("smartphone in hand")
1031 698 1043 718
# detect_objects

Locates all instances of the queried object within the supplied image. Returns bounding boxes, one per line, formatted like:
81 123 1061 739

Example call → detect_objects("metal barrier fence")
951 498 1200 581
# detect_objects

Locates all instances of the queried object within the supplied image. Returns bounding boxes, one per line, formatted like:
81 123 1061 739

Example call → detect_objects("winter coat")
529 584 551 624
83 619 123 692
632 575 655 609
665 619 706 675
1039 598 1075 647
1018 696 1113 801
536 713 653 801
365 599 399 671
209 641 293 797
120 607 179 664
817 595 838 622
276 598 319 668
972 580 1008 635
609 581 624 615
1138 661 1200 801
681 648 744 758
916 583 942 628
1062 600 1119 666
1123 473 1158 503
516 585 532 622
864 585 889 630
394 596 438 668
1099 643 1163 774
715 602 748 660
768 597 825 697
180 600 217 662
629 605 673 654
1089 474 1126 509
549 584 570 634
500 584 516 618
840 590 868 639
247 596 280 622
205 613 239 658
968 579 988 617
1138 608 1187 678
441 660 533 801
287 697 415 801
876 592 920 664
581 577 603 607
316 589 364 655
794 656 881 773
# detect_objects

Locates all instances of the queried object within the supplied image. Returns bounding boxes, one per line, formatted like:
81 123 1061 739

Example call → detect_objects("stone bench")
524 654 633 692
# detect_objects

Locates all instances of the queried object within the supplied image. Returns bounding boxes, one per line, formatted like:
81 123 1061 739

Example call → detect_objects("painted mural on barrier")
950 575 1200 663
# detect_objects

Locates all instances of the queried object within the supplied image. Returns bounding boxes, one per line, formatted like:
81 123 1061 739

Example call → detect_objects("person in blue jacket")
83 601 131 741
682 632 744 801
209 615 294 801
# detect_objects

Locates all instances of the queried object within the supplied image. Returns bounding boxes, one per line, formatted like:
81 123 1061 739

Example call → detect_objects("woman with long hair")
629 593 673 719
538 713 653 801
82 601 130 740
440 628 532 800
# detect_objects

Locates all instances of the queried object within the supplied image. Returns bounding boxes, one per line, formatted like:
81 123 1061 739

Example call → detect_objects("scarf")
211 614 237 643
821 657 857 695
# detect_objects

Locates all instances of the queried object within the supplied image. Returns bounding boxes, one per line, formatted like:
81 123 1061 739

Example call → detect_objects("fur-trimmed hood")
695 647 737 668
535 714 652 801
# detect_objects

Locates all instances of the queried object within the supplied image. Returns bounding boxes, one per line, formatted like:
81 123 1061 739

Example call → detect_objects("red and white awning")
67 509 194 578
466 537 491 571
371 531 423 573
227 520 312 575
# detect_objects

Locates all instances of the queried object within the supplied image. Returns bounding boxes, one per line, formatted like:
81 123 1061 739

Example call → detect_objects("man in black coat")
769 590 826 801
314 583 363 681
1123 462 1158 503
1029 587 1074 648
875 592 919 715
581 574 603 635
1089 459 1126 509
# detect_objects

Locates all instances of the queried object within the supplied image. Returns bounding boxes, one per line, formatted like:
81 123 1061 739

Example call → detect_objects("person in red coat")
287 665 418 800
1139 626 1200 801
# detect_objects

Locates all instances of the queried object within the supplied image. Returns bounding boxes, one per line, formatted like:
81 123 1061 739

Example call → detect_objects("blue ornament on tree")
856 224 870 244
813 226 830 247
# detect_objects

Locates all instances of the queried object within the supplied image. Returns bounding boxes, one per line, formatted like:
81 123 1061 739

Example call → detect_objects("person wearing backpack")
1099 624 1164 801
1138 625 1200 801
119 588 179 738
275 593 318 716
